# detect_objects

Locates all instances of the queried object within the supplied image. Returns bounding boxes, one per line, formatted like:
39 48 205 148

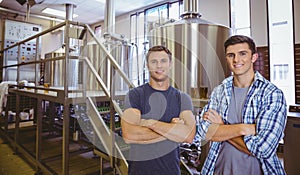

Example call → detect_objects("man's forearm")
121 119 166 144
142 120 195 143
124 134 166 144
141 111 196 143
206 123 255 142
228 136 252 155
202 109 254 154
122 108 167 144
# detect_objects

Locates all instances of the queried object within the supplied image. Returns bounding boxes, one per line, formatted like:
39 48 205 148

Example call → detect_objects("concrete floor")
0 137 36 175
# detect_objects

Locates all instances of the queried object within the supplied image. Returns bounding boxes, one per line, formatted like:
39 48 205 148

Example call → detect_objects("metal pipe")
183 0 199 13
132 43 140 85
62 4 75 175
1 56 69 69
62 21 70 175
181 0 201 19
66 3 76 21
103 0 115 91
65 3 77 52
104 0 115 36
26 3 30 22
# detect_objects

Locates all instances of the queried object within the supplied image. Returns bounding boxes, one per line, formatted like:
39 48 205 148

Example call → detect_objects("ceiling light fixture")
42 8 78 18
95 0 106 4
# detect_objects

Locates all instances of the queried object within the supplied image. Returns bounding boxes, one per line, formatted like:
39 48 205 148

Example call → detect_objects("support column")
62 3 75 175
35 98 43 174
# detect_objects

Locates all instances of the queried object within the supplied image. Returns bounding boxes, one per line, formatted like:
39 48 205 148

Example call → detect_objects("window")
230 0 251 36
169 1 182 20
145 4 169 34
130 12 145 85
130 1 183 84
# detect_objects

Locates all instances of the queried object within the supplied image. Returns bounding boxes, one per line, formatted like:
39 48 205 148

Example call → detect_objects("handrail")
81 56 111 99
1 55 71 69
86 96 128 174
81 56 125 117
84 24 135 89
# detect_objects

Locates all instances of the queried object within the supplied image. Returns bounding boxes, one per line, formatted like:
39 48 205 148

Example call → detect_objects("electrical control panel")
3 19 42 65
2 20 42 81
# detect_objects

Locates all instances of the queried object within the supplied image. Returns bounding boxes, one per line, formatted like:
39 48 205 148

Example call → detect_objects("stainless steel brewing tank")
81 42 135 91
44 50 80 88
110 42 135 91
80 44 105 91
148 18 231 96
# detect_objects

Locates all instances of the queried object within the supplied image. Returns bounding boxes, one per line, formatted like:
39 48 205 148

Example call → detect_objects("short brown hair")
146 45 172 62
224 35 257 55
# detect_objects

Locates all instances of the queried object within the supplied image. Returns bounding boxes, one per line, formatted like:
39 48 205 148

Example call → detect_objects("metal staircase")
75 24 135 175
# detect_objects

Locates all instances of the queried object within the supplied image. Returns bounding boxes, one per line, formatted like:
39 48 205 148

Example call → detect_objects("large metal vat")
44 49 80 88
44 41 135 91
81 41 135 91
148 0 231 96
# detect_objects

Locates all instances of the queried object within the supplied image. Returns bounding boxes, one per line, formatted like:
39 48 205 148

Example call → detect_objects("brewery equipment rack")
0 19 134 175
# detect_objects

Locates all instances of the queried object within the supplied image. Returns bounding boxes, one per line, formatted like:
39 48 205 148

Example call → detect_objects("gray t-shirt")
124 83 193 175
214 86 262 175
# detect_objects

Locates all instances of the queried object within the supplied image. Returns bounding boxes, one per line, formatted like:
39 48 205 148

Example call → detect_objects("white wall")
90 14 130 41
295 0 300 43
199 0 230 27
251 0 268 46
251 0 299 46
115 14 131 41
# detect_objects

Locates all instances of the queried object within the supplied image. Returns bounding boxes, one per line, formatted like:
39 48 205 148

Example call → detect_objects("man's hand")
121 108 166 144
140 119 156 128
244 124 256 135
203 109 224 124
139 111 196 143
171 117 184 124
140 117 184 128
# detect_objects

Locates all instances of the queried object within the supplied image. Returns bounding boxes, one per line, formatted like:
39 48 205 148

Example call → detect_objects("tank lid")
171 17 214 25
180 12 201 19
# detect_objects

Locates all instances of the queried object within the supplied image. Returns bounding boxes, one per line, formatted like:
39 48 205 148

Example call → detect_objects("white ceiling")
0 0 167 24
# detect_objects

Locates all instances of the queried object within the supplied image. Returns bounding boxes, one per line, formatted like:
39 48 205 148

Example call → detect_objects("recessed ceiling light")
42 8 78 18
95 0 106 4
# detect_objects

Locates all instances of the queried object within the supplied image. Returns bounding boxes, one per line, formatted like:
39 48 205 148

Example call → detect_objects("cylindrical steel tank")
148 0 231 97
44 49 80 88
110 42 135 91
81 41 135 91
80 43 105 91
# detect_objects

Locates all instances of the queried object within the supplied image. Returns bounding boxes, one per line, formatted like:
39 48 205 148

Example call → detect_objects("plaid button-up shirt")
198 71 287 175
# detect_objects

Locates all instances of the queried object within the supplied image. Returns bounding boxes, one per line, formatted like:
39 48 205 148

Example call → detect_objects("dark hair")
146 45 172 62
224 35 257 55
